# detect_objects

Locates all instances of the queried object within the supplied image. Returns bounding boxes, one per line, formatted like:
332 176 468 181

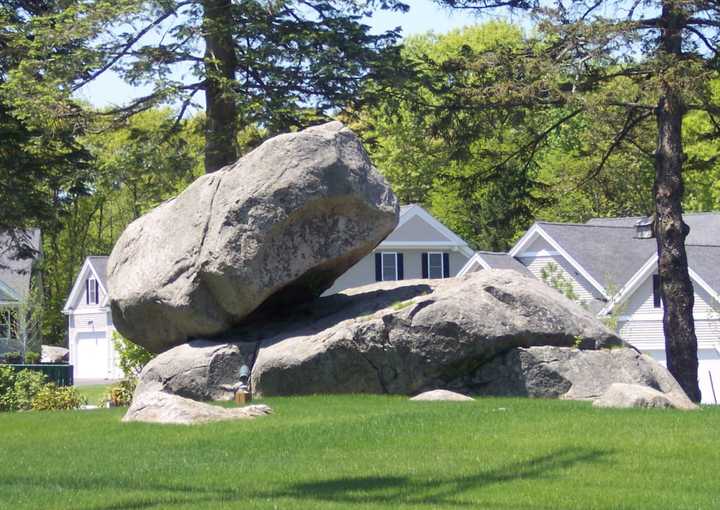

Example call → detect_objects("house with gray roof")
0 229 42 355
460 213 720 404
323 204 475 294
63 256 122 380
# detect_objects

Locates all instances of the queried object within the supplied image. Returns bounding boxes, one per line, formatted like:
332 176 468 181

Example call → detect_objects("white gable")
379 205 473 256
385 215 451 243
63 258 109 313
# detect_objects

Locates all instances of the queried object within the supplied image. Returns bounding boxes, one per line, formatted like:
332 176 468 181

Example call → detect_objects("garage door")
75 331 110 380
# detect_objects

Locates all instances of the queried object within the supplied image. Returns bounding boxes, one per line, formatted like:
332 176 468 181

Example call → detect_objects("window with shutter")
381 253 398 281
88 277 99 305
428 252 443 279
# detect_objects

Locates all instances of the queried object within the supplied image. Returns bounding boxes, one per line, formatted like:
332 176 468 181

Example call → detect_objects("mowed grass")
1 395 719 510
75 384 111 405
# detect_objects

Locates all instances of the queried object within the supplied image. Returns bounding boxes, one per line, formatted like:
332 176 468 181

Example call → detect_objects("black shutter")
653 274 662 308
94 280 99 304
443 253 450 278
85 279 90 305
421 253 429 279
375 253 382 281
397 254 404 280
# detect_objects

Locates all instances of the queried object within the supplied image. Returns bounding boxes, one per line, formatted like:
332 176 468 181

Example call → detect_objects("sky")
73 0 481 108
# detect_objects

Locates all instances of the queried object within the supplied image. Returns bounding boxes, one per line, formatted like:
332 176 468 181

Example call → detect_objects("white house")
461 213 720 404
0 229 42 356
63 256 123 380
324 204 475 294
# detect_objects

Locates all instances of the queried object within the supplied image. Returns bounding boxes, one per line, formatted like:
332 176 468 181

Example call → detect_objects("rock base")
122 391 272 425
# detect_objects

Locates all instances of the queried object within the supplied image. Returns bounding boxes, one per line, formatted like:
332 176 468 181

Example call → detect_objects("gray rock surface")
41 345 69 363
593 383 698 410
410 390 474 401
465 345 689 399
134 340 257 401
250 270 625 396
108 122 398 353
122 391 272 425
135 270 623 400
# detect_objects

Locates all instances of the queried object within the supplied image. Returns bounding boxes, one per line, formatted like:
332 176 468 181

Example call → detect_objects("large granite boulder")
593 383 697 410
123 391 272 425
131 270 628 401
108 122 398 353
133 340 257 402
41 345 69 363
463 345 693 402
250 270 625 397
410 390 474 401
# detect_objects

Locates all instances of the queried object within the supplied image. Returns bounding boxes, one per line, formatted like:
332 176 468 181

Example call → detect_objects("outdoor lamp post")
235 364 252 405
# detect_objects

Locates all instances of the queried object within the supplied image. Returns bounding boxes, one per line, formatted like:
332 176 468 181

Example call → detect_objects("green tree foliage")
41 108 202 342
7 0 409 172
430 0 720 402
112 332 153 378
357 23 549 251
0 1 92 234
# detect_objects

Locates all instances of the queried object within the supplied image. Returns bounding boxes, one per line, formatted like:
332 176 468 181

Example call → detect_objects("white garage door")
75 331 110 380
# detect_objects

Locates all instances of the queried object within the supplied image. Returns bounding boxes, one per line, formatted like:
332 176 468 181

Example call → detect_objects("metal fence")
7 364 74 387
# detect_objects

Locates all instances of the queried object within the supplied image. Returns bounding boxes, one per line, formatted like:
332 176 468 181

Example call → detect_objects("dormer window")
86 277 99 305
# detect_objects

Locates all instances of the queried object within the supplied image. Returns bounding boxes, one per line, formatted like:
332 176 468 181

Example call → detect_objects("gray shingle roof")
537 222 657 290
537 214 720 293
474 251 534 276
686 245 720 295
586 212 720 246
0 229 41 302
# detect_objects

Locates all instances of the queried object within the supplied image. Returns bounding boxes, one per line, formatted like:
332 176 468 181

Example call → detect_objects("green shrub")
0 368 47 411
32 384 86 411
24 351 40 364
112 332 153 378
13 370 48 410
104 378 136 407
0 365 17 411
3 352 22 364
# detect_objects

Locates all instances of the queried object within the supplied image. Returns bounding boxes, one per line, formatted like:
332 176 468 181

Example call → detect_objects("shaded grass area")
1 395 719 509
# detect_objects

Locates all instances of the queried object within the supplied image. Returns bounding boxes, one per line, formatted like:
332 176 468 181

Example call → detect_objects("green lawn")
1 395 719 510
75 384 110 405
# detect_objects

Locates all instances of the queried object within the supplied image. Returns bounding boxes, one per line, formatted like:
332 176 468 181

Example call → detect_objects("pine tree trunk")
202 0 238 173
654 2 700 402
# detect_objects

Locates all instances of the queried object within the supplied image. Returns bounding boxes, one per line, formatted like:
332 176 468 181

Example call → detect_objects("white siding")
643 348 720 405
323 249 470 295
385 215 451 243
71 311 108 331
622 273 718 318
516 237 604 306
619 319 719 349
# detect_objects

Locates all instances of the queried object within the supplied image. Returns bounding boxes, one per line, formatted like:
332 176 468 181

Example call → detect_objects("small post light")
235 364 252 405
238 364 250 384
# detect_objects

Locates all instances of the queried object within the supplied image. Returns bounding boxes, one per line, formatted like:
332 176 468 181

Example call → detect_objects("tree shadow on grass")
1 447 612 510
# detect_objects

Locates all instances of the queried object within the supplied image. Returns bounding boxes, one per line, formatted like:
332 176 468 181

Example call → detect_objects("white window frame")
427 252 445 279
88 277 98 305
381 252 398 281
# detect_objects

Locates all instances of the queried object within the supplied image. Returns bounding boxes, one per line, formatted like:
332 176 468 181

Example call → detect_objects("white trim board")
509 223 610 299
